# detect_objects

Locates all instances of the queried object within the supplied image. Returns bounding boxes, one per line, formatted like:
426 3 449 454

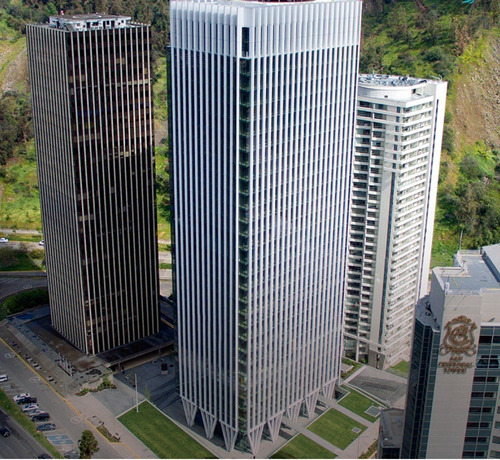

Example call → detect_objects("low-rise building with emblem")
402 244 500 459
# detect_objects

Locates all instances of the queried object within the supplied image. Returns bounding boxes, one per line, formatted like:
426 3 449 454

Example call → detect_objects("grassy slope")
362 0 499 267
0 141 41 230
432 29 500 265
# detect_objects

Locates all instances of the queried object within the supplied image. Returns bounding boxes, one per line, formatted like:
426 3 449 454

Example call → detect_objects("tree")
78 430 99 459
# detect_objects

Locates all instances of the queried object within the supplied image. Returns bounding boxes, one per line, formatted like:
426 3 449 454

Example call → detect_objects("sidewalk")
339 420 379 459
68 393 157 459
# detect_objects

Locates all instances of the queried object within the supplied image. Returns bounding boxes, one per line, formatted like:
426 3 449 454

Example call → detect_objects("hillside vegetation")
0 0 499 262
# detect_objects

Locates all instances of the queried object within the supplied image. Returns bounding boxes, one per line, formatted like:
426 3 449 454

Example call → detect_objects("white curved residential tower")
169 0 362 454
344 75 447 368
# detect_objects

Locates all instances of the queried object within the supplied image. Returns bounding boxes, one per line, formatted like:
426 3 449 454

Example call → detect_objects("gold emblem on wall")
438 315 477 374
440 315 477 356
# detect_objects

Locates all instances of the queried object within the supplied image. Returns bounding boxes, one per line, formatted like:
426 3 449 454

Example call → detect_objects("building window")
242 27 249 57
477 355 499 368
471 391 496 398
470 407 492 413
465 437 487 443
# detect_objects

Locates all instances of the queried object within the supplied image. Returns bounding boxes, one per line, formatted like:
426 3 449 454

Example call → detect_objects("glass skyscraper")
169 0 362 454
27 14 159 355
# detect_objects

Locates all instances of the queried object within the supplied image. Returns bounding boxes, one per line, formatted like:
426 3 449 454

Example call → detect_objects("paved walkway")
68 393 157 459
339 420 380 459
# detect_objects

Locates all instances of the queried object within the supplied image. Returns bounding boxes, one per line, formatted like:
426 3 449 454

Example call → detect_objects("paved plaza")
345 366 408 409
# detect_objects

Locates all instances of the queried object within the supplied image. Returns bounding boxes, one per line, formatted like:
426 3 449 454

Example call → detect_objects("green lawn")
118 402 214 459
159 263 172 270
272 434 337 459
390 360 410 375
308 409 366 450
0 287 48 320
0 247 43 271
339 388 381 422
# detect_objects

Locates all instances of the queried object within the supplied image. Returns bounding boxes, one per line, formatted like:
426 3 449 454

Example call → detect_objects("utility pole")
135 373 138 412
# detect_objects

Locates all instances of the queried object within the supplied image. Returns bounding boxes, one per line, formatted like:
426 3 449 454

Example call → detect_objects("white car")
27 409 44 417
21 403 39 412
39 240 44 246
0 375 7 383
0 238 8 243
13 393 30 402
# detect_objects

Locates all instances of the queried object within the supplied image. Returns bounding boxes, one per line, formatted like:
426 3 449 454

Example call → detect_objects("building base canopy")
221 422 238 452
181 397 197 426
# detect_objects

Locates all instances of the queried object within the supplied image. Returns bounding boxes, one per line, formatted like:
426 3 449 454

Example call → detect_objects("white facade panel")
170 0 361 454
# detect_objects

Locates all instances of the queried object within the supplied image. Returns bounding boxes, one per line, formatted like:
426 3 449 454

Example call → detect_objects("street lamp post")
135 373 138 412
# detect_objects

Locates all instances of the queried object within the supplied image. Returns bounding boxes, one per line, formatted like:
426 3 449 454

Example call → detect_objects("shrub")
0 288 49 320
423 46 445 62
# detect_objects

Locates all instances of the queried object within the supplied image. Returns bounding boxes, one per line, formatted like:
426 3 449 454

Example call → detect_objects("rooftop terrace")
434 245 500 296
359 74 428 88
48 14 133 32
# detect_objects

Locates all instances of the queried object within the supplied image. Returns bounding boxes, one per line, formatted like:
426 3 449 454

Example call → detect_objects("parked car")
0 427 11 437
39 240 44 246
17 396 37 405
27 409 44 417
38 455 52 459
37 423 56 432
21 403 39 412
0 238 8 243
13 393 31 402
0 375 8 383
63 449 79 459
31 413 50 422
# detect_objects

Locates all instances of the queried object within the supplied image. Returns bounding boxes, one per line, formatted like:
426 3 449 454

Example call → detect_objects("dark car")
18 396 37 405
38 455 52 459
63 449 80 459
31 413 50 422
37 423 56 432
0 427 11 437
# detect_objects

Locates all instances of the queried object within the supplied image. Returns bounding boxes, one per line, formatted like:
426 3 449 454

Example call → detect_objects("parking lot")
0 340 122 458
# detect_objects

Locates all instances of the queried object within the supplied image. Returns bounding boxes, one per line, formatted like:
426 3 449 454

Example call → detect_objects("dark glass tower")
27 14 159 355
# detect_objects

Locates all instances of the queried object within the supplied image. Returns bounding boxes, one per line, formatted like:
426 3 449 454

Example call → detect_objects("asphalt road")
0 340 122 458
0 277 48 302
0 408 51 459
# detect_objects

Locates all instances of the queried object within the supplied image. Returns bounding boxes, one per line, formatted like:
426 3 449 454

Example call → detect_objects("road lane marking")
0 337 140 459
